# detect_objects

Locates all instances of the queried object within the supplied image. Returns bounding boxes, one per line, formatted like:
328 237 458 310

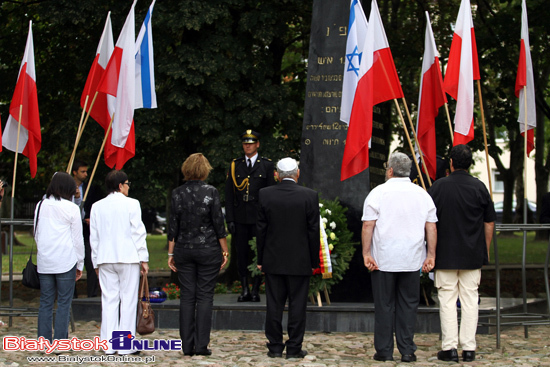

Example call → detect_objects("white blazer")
90 192 149 268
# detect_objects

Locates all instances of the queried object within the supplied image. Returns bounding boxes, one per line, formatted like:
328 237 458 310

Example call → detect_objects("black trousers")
370 270 419 357
83 240 99 297
233 222 257 278
264 273 309 355
174 246 222 354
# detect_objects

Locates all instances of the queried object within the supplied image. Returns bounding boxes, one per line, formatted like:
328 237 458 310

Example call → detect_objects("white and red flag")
341 0 403 181
340 0 368 124
98 0 136 150
515 0 536 156
81 12 115 130
443 0 480 146
82 12 134 169
416 12 447 180
2 21 41 177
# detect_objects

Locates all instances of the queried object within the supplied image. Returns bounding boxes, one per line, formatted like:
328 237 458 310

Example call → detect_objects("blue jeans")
38 265 77 342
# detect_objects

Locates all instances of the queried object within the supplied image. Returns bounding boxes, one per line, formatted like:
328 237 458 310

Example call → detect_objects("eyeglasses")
123 181 131 188
383 162 390 170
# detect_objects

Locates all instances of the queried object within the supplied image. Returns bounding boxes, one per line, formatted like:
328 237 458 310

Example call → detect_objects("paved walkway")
1 298 550 366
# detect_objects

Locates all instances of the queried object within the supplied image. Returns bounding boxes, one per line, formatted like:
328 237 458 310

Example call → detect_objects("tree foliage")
0 0 549 229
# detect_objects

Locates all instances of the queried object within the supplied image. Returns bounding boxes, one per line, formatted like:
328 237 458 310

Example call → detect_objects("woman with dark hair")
90 170 148 355
168 153 229 356
36 172 84 342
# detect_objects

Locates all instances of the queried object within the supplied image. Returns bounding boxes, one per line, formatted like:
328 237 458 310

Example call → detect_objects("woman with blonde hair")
168 153 229 356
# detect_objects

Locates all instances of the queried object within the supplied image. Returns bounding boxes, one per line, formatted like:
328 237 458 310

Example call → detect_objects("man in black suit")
256 157 320 359
225 130 276 302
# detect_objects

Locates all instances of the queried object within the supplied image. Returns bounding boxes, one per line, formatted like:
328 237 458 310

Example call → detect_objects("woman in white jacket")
36 172 84 342
90 170 149 355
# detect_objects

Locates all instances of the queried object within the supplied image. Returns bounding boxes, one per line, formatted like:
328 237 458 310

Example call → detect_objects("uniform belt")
241 194 255 202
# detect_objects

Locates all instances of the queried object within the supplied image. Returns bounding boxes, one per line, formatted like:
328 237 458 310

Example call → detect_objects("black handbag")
21 252 40 289
22 200 43 289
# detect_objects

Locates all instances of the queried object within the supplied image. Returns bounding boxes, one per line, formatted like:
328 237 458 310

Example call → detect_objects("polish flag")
416 12 447 180
98 0 136 149
443 0 480 146
515 0 535 156
341 0 404 181
340 0 368 124
82 12 134 169
81 12 115 129
2 21 41 178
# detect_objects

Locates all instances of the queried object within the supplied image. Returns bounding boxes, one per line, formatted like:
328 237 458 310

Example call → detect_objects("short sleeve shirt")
362 177 438 272
428 170 496 269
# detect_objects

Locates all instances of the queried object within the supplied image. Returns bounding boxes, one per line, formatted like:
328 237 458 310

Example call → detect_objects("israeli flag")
135 0 157 109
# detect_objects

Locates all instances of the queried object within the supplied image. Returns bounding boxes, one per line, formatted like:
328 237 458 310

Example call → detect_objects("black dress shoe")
237 293 252 302
401 354 417 362
267 351 283 358
437 349 459 362
286 350 308 359
250 294 261 302
183 351 195 356
462 350 475 362
373 353 394 361
195 349 212 356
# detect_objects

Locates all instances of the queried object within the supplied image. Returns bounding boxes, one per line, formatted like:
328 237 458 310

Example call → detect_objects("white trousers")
435 269 481 351
99 263 140 354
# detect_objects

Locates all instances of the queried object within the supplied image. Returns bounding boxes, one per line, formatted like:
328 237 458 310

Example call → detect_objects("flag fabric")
443 0 480 146
515 0 536 156
416 12 447 180
2 21 41 178
319 215 333 279
81 12 134 170
340 0 368 124
98 0 136 149
341 0 404 181
81 12 115 130
135 0 157 109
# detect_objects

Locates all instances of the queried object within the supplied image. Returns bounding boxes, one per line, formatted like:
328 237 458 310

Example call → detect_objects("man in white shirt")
90 170 148 355
362 152 437 363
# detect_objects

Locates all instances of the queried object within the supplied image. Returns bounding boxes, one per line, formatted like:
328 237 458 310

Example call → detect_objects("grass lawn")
1 231 546 275
1 233 172 274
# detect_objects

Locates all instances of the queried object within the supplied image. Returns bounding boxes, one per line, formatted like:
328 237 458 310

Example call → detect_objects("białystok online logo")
3 331 181 353
109 331 181 351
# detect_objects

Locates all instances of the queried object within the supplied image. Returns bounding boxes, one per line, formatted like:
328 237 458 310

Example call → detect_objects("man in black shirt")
428 145 496 363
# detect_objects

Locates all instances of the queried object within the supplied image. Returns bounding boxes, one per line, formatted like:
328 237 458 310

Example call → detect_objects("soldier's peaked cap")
241 130 260 143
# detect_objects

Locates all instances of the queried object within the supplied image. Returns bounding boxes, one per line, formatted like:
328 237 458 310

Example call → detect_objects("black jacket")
225 156 275 225
257 180 320 276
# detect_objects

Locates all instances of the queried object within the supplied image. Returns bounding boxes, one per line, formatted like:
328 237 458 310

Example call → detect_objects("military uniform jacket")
225 156 275 225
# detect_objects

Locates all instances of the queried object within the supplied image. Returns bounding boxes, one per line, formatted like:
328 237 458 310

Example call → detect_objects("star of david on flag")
346 46 362 77
340 0 368 124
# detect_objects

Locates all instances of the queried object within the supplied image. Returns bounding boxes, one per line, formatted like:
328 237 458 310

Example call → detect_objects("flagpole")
394 99 426 190
476 79 493 199
444 103 454 144
67 96 89 173
10 106 24 199
84 113 113 202
523 85 529 226
401 97 432 186
66 91 100 173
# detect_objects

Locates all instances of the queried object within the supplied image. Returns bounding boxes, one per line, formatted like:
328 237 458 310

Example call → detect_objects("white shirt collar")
245 153 259 166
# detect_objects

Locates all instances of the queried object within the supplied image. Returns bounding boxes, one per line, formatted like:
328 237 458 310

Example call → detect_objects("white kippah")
277 157 298 171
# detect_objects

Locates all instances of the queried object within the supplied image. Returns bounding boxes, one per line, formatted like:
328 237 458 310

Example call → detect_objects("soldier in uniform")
225 130 276 302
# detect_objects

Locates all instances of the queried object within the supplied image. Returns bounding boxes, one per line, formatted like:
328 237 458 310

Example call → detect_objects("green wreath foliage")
247 197 356 297
309 197 356 297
